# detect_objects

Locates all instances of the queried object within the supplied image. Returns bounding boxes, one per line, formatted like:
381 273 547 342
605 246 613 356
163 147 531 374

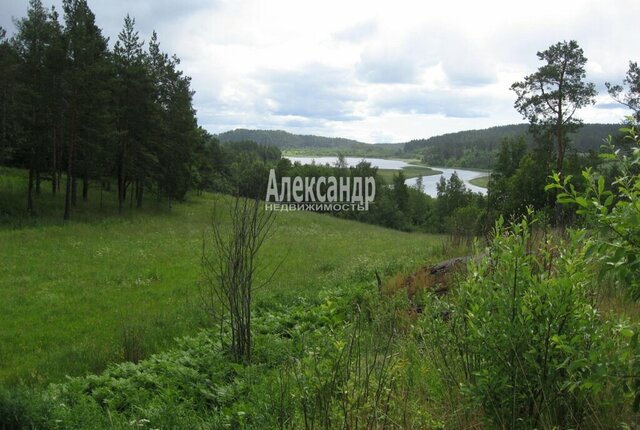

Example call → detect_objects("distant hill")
403 123 622 169
218 129 368 149
216 128 403 157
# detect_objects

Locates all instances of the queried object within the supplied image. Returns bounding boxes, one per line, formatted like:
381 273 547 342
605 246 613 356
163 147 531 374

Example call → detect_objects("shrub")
420 214 638 428
547 121 640 299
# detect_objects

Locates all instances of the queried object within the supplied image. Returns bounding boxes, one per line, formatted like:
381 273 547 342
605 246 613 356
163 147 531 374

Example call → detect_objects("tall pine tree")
62 0 111 219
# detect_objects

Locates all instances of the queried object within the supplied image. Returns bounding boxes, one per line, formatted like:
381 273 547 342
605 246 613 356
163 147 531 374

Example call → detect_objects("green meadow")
0 168 445 385
469 175 490 188
377 164 441 182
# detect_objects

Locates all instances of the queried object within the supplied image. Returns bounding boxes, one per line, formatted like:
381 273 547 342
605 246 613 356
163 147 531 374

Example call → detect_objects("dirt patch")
382 256 470 309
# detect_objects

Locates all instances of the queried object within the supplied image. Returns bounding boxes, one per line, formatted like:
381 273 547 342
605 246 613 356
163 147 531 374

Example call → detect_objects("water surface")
286 156 487 197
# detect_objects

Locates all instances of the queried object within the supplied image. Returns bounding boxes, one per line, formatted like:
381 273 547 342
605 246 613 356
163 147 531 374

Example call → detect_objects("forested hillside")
403 123 621 168
217 124 621 169
217 129 365 148
217 129 403 156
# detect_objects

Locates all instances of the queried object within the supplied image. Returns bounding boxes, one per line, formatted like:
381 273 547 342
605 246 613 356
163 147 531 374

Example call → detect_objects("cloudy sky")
1 0 638 142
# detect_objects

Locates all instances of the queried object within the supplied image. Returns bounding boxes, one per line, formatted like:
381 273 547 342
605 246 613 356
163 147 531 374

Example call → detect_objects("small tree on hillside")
201 197 277 364
511 40 596 173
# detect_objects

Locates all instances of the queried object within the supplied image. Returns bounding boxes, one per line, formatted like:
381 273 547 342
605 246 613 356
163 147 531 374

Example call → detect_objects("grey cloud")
260 65 365 121
372 89 490 118
91 0 214 45
436 32 497 86
0 0 211 45
356 29 497 87
356 50 424 84
442 59 496 86
0 0 29 34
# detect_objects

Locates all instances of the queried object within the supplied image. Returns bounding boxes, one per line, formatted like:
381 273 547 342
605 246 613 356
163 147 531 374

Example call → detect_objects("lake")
286 156 487 197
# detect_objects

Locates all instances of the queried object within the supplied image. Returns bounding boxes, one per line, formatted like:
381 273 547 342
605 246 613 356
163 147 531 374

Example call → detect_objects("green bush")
0 386 51 430
547 121 640 299
420 214 638 428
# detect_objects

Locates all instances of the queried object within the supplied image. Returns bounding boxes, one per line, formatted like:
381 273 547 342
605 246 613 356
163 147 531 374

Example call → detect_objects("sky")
1 0 638 143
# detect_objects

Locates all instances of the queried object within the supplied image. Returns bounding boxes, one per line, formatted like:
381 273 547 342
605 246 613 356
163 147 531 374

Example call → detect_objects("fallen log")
381 255 473 311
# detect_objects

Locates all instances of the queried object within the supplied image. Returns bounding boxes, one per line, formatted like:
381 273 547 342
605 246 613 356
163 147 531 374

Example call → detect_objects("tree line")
403 123 621 169
0 0 199 219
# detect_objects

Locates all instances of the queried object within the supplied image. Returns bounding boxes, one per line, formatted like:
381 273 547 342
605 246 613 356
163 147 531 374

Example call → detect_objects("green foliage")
4 276 454 429
435 172 483 235
495 135 527 178
0 386 51 429
376 164 440 183
403 124 618 169
512 40 597 171
446 204 481 245
0 27 21 165
219 128 403 157
421 214 640 428
1 2 201 219
547 123 640 298
392 171 409 211
488 151 551 220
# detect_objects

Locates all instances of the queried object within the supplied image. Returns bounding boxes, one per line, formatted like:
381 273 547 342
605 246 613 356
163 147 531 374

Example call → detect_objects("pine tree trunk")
71 175 77 206
136 179 143 208
51 126 57 196
118 148 125 214
57 113 63 193
82 175 89 202
27 165 34 214
130 181 134 208
35 170 41 195
64 170 72 220
64 153 72 220
64 105 75 221
1 87 6 144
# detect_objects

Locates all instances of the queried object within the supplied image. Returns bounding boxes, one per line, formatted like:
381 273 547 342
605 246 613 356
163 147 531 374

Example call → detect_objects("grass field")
469 175 490 188
0 168 446 384
377 164 441 183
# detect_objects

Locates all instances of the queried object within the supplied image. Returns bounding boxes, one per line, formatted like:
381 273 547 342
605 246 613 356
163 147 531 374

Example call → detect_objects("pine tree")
511 40 596 173
62 0 111 218
113 15 155 212
148 31 197 204
0 27 20 166
13 0 58 213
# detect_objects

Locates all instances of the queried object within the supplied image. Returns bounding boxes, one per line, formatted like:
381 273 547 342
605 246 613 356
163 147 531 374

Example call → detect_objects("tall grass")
0 168 445 384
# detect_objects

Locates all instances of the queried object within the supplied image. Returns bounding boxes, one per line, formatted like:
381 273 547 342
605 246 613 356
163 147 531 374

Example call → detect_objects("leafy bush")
547 122 640 298
0 386 51 429
420 214 639 428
